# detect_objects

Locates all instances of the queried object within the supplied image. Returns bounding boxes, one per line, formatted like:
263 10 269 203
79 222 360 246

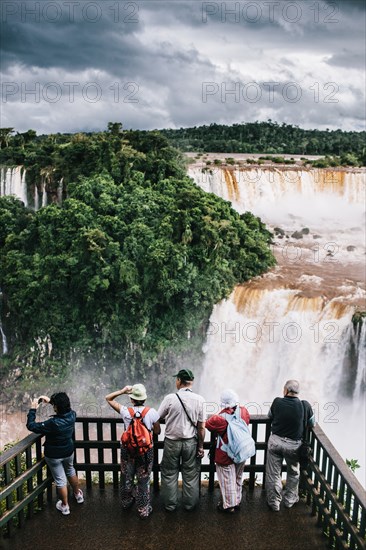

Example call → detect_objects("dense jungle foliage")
0 124 275 386
159 121 366 164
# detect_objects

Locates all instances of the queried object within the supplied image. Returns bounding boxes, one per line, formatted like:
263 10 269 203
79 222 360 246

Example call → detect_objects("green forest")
159 121 366 164
0 124 275 394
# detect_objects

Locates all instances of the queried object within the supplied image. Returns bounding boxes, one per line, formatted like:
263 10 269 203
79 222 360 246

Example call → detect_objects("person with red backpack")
105 383 160 519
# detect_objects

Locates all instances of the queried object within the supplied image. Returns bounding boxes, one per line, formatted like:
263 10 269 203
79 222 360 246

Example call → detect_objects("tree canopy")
0 125 275 380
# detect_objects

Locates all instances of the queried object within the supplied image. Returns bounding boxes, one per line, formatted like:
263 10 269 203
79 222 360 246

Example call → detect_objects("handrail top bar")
312 424 366 507
0 433 41 467
73 414 272 423
0 416 270 463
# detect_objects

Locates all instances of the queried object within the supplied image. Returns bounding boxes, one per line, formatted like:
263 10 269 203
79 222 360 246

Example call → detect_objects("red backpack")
121 407 153 456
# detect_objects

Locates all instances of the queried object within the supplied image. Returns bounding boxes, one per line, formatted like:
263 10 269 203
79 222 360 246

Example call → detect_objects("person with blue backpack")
206 389 255 513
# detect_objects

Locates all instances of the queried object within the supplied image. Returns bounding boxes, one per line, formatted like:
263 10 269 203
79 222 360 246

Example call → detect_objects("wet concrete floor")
2 484 328 550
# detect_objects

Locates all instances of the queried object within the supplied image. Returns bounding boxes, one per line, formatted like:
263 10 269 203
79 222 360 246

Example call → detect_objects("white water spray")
190 165 366 486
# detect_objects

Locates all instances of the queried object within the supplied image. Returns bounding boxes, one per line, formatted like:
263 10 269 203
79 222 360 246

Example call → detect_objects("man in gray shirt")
158 369 205 512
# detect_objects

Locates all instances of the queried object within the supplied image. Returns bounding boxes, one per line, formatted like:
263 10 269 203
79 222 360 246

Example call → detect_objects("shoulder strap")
128 407 135 418
301 400 308 440
220 411 233 424
140 407 150 419
175 393 196 428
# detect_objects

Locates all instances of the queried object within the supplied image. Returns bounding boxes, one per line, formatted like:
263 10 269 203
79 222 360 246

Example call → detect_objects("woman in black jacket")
27 392 84 515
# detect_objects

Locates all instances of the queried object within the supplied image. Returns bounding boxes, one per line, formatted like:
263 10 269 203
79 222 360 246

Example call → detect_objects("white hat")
220 389 239 408
130 384 147 401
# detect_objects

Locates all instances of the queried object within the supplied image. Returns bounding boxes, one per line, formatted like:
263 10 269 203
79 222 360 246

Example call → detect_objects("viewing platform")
1 416 365 550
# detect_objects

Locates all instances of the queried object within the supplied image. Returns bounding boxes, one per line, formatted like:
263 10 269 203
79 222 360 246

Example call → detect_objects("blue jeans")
45 453 76 488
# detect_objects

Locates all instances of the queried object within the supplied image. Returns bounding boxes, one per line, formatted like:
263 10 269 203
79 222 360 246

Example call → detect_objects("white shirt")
157 388 205 440
120 405 160 431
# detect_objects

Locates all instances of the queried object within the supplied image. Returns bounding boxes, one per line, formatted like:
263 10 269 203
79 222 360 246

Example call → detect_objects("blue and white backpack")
219 406 256 464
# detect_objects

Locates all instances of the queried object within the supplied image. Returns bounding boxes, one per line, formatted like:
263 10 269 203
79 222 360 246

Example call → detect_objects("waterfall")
199 287 365 484
0 166 61 209
189 167 366 212
34 185 39 211
0 166 28 206
0 324 8 355
191 164 365 485
341 319 366 401
42 181 48 208
0 289 8 355
199 286 358 407
57 179 63 205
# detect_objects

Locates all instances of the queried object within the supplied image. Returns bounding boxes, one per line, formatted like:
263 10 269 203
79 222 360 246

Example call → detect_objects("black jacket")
26 409 76 458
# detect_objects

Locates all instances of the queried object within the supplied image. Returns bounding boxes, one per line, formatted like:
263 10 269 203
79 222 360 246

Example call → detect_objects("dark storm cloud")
1 0 142 72
2 0 362 71
326 50 366 69
0 0 365 132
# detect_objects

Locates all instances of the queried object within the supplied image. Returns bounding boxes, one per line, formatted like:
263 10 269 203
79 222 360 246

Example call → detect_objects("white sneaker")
56 500 70 515
284 496 300 508
74 489 84 504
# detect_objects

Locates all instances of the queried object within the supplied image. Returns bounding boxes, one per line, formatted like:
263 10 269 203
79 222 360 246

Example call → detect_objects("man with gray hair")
265 380 315 511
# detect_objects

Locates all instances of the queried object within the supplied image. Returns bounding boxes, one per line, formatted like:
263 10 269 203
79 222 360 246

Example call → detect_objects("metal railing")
0 434 52 538
72 415 271 491
302 425 366 550
1 416 365 550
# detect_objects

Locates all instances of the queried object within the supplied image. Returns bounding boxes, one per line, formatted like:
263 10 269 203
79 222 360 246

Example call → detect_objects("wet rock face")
291 231 303 239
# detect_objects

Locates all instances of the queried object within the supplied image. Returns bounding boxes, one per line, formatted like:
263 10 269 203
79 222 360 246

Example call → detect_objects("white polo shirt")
157 388 205 440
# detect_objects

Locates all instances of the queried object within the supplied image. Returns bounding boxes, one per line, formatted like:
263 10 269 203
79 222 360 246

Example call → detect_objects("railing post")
153 432 160 492
249 421 258 491
110 421 119 489
208 432 216 492
97 420 105 489
35 439 44 510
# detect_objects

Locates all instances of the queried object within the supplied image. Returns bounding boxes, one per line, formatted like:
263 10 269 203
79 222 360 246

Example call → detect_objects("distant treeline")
159 121 366 165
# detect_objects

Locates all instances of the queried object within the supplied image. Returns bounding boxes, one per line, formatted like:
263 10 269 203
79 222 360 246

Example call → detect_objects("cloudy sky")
1 0 365 134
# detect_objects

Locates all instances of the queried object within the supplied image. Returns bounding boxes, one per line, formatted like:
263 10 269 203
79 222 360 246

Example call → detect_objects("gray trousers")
265 434 302 510
161 437 201 511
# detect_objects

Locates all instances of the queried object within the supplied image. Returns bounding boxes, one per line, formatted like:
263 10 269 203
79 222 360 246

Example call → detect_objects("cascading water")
190 164 366 485
189 166 365 209
0 166 54 209
200 286 361 406
0 166 28 206
0 324 8 355
0 289 8 355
